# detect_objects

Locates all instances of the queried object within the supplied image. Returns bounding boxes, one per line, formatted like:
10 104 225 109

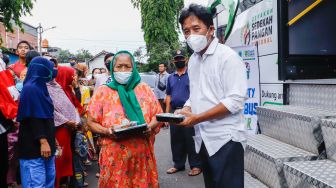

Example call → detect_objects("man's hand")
40 138 51 158
176 107 200 127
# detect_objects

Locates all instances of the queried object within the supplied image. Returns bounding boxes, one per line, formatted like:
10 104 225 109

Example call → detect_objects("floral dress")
87 82 163 188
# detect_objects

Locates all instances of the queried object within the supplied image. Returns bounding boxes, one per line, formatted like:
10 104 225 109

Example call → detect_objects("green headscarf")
106 51 145 125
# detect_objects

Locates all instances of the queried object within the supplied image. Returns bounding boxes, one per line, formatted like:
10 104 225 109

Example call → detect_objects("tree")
0 0 34 32
75 49 93 62
131 0 184 72
57 49 74 64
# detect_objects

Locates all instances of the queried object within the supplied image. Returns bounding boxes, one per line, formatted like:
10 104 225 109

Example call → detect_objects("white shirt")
94 74 111 92
154 71 170 100
185 38 247 156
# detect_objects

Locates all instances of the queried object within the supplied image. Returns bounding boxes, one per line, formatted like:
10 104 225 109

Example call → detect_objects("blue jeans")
20 156 55 188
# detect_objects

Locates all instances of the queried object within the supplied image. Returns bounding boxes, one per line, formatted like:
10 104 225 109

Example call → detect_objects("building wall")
0 22 38 50
88 55 106 73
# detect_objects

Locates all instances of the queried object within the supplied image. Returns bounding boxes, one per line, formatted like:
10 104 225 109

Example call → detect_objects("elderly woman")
87 51 163 188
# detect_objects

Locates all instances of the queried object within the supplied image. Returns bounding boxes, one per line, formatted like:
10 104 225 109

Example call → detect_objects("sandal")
188 168 202 176
166 167 184 174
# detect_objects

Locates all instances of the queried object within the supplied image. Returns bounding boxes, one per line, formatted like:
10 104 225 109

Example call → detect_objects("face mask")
175 61 186 69
70 62 76 67
16 82 23 92
114 72 132 85
187 31 210 53
52 69 58 79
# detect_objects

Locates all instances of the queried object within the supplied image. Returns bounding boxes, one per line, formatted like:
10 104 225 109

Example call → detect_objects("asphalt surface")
86 128 204 188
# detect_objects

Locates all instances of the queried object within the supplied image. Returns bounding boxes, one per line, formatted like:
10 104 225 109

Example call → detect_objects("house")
0 19 38 51
87 50 110 73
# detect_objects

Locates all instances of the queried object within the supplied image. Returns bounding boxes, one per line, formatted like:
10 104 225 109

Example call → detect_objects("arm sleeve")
219 55 248 114
184 98 191 108
53 110 69 127
30 118 48 140
87 86 105 123
0 110 14 131
165 76 172 95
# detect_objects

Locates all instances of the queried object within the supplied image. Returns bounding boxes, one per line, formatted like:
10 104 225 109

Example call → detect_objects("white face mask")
114 71 132 84
187 31 210 53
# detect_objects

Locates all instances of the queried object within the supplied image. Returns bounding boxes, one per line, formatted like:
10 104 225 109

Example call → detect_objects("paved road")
87 128 204 188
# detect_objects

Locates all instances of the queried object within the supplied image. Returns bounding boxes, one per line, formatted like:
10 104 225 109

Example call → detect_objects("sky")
22 0 208 55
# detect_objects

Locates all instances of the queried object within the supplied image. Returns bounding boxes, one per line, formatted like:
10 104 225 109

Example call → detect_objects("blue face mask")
29 63 53 81
16 82 23 92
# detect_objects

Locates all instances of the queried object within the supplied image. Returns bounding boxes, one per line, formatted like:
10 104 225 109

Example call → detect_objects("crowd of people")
0 3 247 188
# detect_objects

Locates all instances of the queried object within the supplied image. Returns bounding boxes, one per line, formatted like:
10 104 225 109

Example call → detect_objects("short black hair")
2 54 10 66
17 40 32 50
50 58 58 67
179 4 214 29
25 50 41 67
104 53 114 71
91 68 101 80
104 53 114 62
159 62 167 68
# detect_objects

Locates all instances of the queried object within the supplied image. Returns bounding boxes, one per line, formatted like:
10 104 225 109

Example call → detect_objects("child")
73 124 89 187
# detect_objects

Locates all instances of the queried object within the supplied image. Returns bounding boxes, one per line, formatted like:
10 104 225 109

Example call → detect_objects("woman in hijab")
17 57 57 188
47 63 80 188
55 66 84 115
87 51 163 188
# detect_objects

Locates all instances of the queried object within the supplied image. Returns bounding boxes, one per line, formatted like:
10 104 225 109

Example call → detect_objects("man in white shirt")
177 4 247 188
154 62 169 111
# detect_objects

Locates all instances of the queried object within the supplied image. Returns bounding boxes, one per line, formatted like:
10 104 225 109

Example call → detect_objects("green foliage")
57 49 93 64
57 49 74 64
131 0 184 72
75 49 93 62
0 0 34 32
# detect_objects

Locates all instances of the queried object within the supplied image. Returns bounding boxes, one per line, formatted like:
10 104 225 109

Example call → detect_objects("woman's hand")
66 121 78 129
104 127 116 139
40 138 51 158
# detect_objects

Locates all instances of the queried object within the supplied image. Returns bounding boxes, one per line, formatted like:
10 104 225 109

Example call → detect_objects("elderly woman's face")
113 54 133 72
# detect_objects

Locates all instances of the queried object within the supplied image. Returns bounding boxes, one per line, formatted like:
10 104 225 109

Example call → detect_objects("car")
139 72 156 90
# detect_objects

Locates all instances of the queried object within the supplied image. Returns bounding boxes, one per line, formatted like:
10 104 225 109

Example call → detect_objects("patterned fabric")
284 160 336 188
257 105 332 154
87 83 163 188
244 171 268 188
47 80 80 127
321 119 336 162
80 86 91 106
245 134 317 188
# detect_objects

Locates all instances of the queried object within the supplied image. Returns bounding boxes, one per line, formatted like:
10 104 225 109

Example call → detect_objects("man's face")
158 64 166 72
182 15 214 40
105 56 114 72
16 43 30 59
70 59 77 66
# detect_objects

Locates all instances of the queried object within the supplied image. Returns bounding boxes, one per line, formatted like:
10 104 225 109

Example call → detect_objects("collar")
204 38 219 55
160 71 168 75
173 70 187 76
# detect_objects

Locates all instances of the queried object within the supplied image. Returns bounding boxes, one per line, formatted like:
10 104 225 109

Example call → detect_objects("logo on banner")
241 8 273 46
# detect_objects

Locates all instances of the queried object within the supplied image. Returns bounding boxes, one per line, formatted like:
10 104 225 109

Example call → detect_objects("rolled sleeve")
184 98 191 107
220 55 247 114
